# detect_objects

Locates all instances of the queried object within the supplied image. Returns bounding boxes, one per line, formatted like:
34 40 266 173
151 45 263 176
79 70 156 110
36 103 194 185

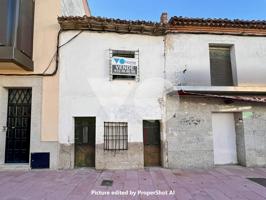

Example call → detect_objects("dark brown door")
143 120 161 166
5 88 32 163
75 117 95 168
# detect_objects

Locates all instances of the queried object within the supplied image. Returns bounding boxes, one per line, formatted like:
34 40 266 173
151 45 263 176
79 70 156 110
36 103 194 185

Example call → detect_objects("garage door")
212 113 237 165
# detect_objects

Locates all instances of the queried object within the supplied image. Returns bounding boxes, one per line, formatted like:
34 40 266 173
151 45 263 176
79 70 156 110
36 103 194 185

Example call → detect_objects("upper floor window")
209 45 235 86
110 49 139 81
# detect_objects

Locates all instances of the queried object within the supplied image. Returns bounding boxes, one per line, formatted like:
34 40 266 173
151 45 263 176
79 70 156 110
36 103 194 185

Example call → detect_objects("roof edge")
58 16 167 36
58 15 266 36
169 16 266 29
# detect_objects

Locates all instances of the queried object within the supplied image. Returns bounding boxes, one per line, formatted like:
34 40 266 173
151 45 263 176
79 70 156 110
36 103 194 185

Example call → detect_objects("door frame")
212 112 238 165
143 119 162 167
74 117 96 168
4 87 32 164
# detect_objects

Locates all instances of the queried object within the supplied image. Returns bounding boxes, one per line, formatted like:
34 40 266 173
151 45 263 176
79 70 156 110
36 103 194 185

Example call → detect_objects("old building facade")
57 15 266 169
165 17 266 168
1 1 265 170
57 17 166 169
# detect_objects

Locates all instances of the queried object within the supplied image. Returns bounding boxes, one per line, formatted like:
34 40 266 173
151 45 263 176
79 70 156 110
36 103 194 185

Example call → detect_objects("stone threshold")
0 164 30 171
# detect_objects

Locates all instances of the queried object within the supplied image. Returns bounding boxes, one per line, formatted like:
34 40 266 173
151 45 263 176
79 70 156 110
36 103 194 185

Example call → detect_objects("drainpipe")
161 12 169 168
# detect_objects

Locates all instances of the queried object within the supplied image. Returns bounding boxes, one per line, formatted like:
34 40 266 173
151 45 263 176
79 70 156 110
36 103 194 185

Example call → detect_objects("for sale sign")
111 57 138 75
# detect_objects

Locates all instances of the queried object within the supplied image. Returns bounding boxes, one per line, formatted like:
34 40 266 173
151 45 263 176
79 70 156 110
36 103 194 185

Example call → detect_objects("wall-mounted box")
31 153 50 169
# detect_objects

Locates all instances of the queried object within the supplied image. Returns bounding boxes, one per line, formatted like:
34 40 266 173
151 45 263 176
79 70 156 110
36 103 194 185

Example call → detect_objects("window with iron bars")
104 122 128 150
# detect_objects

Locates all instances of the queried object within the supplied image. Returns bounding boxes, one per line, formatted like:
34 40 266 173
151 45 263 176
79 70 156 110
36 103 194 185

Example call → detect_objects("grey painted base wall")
59 142 144 170
59 144 74 169
96 142 144 170
165 95 266 169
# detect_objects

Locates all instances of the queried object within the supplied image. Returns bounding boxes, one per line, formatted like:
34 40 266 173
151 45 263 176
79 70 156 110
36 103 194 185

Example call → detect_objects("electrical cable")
0 30 83 76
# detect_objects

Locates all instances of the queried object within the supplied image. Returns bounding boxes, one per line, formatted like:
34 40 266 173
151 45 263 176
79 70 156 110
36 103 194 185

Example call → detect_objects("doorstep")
0 164 30 171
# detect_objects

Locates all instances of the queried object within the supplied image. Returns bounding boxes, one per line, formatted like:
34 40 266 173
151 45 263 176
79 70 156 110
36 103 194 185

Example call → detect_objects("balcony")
0 0 34 71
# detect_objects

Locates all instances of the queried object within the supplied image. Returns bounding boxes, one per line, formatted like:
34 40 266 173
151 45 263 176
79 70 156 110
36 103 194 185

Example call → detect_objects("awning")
178 90 266 103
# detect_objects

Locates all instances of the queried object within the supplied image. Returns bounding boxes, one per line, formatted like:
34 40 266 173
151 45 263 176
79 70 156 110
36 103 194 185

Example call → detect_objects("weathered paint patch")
179 117 203 127
96 142 144 170
243 112 253 119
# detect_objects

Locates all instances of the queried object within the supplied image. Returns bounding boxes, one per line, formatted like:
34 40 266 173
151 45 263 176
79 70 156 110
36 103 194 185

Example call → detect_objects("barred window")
104 122 128 150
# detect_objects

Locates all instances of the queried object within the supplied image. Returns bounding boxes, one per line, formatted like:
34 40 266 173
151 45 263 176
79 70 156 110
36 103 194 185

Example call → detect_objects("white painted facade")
165 34 266 87
58 31 165 146
58 29 266 169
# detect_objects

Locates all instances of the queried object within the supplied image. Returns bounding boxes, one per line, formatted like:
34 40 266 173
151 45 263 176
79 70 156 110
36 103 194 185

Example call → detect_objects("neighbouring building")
0 0 90 169
165 17 266 168
57 14 266 169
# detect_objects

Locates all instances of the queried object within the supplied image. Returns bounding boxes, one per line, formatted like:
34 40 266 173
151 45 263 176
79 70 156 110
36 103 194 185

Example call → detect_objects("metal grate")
104 122 128 151
5 88 32 163
248 178 266 187
101 180 113 186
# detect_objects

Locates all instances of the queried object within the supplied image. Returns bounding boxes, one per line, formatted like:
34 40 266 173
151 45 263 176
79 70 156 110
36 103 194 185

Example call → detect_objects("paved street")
0 166 265 200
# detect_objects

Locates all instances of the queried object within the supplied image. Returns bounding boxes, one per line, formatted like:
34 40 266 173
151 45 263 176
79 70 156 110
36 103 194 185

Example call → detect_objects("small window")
112 50 135 58
104 122 128 150
110 49 139 81
209 46 234 86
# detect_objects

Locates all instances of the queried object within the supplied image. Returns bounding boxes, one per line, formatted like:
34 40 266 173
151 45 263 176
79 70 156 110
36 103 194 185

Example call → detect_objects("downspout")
163 34 169 168
161 12 169 168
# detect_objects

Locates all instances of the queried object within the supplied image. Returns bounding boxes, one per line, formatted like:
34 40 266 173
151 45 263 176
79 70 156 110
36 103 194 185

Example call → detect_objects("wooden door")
143 120 161 166
74 117 96 168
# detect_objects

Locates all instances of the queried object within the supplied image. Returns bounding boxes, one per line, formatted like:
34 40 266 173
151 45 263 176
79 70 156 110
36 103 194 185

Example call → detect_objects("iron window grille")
104 122 128 150
109 49 140 81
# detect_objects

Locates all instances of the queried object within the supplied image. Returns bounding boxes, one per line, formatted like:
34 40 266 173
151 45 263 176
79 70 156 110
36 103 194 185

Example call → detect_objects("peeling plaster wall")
242 111 266 167
165 34 266 86
96 143 143 170
59 31 165 169
58 31 266 169
234 112 246 166
166 95 266 169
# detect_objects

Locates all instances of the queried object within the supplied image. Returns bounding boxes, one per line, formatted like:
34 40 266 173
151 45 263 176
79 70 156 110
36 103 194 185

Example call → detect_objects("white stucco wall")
59 31 165 145
61 0 90 16
59 31 266 144
166 34 266 86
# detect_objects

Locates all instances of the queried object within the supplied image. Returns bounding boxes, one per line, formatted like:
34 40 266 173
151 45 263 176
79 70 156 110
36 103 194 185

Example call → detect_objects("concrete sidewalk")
0 166 265 200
